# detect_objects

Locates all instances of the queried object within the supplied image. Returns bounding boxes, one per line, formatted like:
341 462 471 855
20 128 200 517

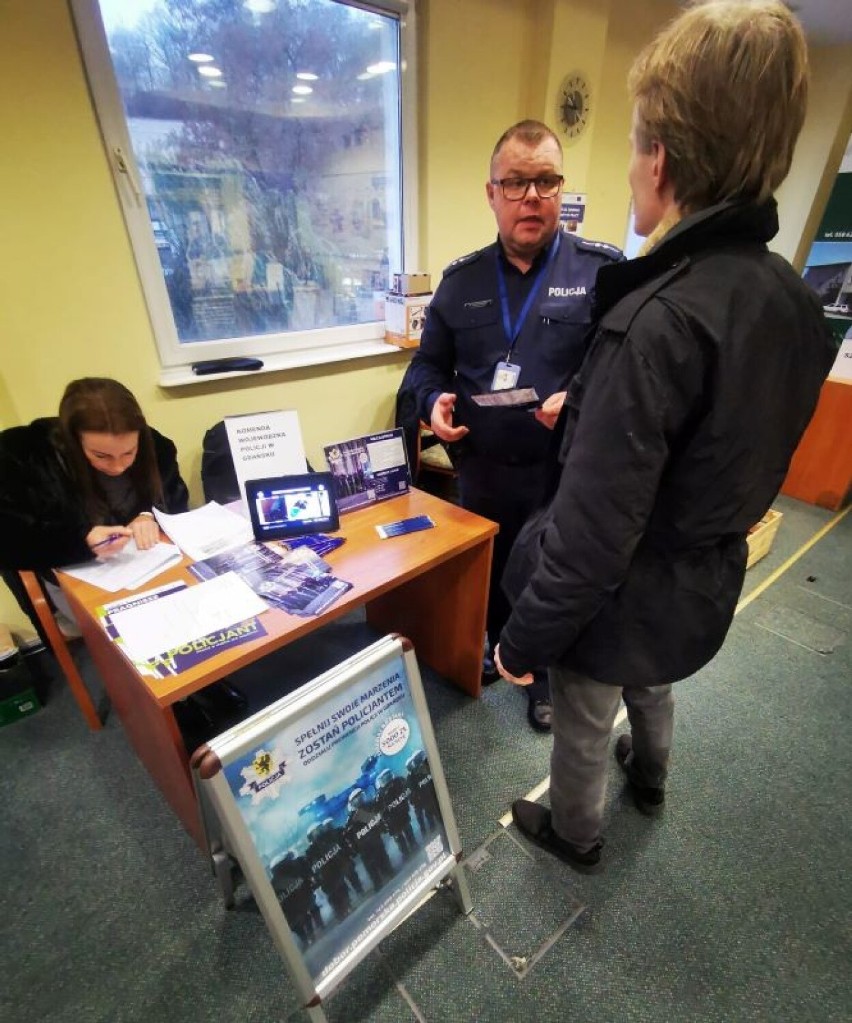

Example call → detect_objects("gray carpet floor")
1 493 849 1023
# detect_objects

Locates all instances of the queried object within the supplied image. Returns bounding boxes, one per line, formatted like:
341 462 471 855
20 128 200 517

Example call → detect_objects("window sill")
158 339 410 388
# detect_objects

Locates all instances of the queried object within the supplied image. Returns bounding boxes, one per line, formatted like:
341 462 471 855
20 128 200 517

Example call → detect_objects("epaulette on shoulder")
573 237 623 261
443 248 483 277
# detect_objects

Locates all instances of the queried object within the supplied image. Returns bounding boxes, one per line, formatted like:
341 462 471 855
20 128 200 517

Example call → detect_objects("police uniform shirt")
408 234 622 465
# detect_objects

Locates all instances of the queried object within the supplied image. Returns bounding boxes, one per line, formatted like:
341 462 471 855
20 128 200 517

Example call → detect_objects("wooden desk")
59 489 496 849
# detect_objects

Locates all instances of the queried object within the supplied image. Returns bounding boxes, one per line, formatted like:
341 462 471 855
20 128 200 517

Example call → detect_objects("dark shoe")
527 697 552 733
481 652 500 686
511 799 603 873
615 734 665 816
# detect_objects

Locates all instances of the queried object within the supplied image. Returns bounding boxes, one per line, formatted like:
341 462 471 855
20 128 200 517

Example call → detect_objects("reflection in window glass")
97 0 402 345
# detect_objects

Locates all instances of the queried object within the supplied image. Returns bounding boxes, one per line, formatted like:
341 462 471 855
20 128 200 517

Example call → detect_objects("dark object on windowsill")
191 357 264 375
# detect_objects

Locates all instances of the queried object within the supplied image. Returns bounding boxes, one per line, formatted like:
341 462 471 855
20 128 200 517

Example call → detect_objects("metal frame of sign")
191 634 472 1022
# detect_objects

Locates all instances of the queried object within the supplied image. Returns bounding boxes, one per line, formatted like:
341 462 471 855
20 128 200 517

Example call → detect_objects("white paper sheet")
107 571 268 662
153 502 254 560
60 540 183 593
224 410 307 510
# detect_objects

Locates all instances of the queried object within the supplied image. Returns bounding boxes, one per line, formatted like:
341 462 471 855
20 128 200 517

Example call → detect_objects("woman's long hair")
56 378 164 522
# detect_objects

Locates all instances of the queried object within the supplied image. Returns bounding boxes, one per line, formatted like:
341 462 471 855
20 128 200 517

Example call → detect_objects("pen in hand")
91 533 125 550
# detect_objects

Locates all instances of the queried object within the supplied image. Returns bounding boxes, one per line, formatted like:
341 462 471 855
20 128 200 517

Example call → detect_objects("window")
71 0 417 382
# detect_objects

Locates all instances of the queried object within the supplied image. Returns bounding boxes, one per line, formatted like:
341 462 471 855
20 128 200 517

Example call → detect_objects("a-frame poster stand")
191 634 472 1022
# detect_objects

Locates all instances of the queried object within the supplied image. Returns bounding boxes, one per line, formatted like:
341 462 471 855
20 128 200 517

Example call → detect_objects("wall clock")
557 71 591 141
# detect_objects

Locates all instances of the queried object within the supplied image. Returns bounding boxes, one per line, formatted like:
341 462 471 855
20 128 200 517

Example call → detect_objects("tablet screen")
245 473 340 542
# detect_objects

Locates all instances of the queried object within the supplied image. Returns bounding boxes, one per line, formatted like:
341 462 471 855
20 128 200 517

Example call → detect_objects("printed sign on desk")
192 635 470 1006
225 410 308 510
324 428 410 513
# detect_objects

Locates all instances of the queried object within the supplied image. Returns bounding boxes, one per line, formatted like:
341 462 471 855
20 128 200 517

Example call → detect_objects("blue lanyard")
496 232 560 359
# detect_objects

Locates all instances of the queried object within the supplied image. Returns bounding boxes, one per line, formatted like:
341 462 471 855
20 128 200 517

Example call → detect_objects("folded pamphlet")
97 580 267 679
106 571 268 663
470 387 540 410
190 542 351 618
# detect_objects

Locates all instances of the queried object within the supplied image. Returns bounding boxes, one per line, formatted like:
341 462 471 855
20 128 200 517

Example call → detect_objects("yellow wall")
1 0 849 630
773 43 852 269
418 0 542 274
418 0 682 273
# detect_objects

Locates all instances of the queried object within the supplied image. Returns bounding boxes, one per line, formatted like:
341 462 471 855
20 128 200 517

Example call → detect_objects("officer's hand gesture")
535 390 566 430
431 393 470 443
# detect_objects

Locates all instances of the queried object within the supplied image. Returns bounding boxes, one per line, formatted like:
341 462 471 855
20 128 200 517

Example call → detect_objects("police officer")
405 749 440 836
342 787 395 891
271 849 320 945
407 119 621 733
375 769 417 860
305 818 359 922
323 815 365 898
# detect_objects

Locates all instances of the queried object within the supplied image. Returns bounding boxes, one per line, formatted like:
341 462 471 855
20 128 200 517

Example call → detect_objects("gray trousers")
548 666 674 852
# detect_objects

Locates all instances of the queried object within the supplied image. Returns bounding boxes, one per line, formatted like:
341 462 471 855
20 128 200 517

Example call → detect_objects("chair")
18 571 103 731
414 422 459 503
393 363 458 495
416 422 457 478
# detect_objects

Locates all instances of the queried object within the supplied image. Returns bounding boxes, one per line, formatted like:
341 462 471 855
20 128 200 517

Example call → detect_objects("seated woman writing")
0 377 189 637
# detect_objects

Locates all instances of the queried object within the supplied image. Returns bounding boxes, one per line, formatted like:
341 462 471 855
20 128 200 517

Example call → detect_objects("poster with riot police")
192 635 469 1010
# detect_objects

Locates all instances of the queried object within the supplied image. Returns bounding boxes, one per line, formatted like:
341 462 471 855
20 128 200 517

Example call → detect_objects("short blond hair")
629 0 808 210
490 120 563 175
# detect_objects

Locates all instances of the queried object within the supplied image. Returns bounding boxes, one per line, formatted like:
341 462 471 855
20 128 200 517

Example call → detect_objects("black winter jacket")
498 200 835 686
0 417 189 572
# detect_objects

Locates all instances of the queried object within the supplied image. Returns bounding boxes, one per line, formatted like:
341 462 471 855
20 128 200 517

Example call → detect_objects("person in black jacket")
406 119 622 732
271 849 321 946
342 787 395 892
0 377 188 637
497 0 836 872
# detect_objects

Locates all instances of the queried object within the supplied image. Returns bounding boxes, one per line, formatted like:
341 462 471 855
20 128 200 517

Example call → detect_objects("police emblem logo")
240 742 292 804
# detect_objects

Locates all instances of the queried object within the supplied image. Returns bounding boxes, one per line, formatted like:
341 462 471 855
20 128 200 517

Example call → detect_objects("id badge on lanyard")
491 360 521 391
492 233 560 393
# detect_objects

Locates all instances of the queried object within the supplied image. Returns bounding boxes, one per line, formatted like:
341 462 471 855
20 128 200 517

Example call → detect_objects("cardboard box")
746 508 783 569
385 293 431 347
391 272 431 296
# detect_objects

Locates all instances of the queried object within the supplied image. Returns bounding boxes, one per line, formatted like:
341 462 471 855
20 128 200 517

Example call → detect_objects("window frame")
69 0 418 386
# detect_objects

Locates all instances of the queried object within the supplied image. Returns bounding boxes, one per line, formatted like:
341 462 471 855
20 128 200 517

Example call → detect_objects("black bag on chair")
394 362 421 478
201 421 241 504
201 420 316 505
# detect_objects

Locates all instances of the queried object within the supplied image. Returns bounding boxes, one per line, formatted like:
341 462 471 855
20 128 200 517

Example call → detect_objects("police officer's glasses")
490 175 564 200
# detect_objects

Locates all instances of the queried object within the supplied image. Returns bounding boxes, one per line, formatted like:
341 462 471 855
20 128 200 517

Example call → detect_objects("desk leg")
366 538 492 698
65 591 206 849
